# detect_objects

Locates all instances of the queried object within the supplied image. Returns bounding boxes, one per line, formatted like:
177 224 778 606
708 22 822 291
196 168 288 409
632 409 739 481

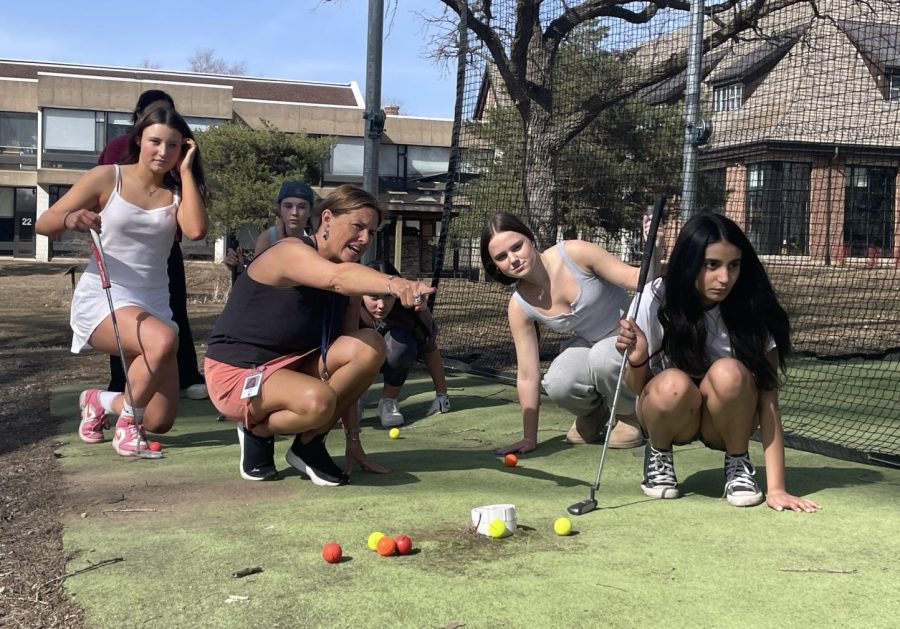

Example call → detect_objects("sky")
0 0 458 119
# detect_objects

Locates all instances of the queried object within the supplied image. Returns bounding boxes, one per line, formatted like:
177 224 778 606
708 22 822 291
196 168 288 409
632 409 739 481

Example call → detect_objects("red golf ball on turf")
504 453 518 467
322 542 342 563
149 441 162 452
394 534 412 555
376 536 396 557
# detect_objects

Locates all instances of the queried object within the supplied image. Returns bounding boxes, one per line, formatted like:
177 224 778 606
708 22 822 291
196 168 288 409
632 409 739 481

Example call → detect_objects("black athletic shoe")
236 424 278 481
286 434 349 487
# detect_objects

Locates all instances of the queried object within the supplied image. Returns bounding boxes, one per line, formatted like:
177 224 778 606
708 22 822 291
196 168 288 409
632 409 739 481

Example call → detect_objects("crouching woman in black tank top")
205 185 433 484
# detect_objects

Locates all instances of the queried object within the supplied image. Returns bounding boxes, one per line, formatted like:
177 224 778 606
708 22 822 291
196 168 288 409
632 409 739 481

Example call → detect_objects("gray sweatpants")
541 335 636 417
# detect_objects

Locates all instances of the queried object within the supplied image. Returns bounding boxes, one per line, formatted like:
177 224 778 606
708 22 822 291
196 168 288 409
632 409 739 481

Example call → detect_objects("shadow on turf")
682 464 890 499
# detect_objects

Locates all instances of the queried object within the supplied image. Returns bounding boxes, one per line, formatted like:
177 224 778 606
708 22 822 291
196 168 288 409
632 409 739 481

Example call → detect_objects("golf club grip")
88 229 111 290
636 195 666 290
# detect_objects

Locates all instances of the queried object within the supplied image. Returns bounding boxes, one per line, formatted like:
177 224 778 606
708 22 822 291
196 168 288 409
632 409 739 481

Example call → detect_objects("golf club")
567 195 666 516
88 229 162 459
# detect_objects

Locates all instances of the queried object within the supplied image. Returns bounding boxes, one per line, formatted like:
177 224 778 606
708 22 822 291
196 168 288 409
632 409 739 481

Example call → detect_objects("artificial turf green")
52 372 900 628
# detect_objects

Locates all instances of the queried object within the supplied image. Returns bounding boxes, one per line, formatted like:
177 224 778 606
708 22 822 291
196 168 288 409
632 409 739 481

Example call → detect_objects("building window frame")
745 161 811 255
713 82 743 113
888 71 900 102
844 165 896 257
0 111 38 154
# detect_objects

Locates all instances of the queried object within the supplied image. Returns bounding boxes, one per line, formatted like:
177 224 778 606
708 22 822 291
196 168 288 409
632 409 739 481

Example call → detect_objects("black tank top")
206 237 347 368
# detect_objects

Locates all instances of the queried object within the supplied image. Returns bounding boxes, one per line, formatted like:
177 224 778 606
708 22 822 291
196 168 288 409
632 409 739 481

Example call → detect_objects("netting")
428 0 900 467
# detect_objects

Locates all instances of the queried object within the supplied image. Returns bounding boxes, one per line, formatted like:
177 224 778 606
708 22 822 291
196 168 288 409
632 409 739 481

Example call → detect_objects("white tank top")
90 165 179 291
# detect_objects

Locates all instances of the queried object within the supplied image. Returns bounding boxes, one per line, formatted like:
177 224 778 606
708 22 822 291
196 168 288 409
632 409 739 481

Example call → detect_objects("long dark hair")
480 212 537 285
660 213 791 390
124 105 210 206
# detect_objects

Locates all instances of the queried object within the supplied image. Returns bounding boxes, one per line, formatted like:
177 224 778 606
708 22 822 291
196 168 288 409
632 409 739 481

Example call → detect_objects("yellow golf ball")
389 427 400 439
367 531 385 551
487 518 507 539
554 517 573 536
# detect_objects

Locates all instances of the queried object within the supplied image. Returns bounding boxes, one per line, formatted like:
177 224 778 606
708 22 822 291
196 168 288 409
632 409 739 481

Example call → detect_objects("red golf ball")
322 542 342 564
394 534 412 555
149 441 162 452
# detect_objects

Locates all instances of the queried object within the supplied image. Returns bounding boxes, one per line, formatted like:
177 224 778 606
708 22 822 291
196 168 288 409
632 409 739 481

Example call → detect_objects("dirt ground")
0 259 227 628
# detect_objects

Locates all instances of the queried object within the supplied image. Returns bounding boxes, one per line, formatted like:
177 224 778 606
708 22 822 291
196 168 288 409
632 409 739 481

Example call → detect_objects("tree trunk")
522 106 560 248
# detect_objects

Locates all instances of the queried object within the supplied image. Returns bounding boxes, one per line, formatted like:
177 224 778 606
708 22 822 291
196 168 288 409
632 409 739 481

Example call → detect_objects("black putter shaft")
567 195 666 516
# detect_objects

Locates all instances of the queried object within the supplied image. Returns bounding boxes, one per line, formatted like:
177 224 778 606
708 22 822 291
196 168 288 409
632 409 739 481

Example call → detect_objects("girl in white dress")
36 105 209 457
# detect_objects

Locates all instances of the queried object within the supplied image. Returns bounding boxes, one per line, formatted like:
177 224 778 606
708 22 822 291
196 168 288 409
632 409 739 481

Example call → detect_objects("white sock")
121 402 145 421
98 391 118 414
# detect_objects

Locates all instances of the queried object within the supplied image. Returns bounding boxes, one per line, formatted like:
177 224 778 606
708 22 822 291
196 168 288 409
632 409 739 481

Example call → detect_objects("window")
745 162 811 255
43 109 100 152
888 72 900 102
844 166 895 257
713 83 743 113
48 185 90 258
184 116 226 133
698 168 727 214
106 112 133 144
0 112 37 153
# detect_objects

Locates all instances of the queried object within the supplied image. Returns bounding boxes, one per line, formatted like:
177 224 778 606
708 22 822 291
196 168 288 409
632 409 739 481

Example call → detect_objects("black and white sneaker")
641 444 681 499
286 434 349 487
236 424 278 481
724 453 764 507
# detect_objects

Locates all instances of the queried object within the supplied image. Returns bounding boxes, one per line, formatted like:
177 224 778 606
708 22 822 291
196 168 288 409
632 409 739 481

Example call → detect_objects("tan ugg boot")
564 405 607 444
607 414 644 449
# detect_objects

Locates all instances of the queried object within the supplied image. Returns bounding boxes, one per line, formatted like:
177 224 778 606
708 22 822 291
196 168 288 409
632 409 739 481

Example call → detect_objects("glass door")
13 187 36 258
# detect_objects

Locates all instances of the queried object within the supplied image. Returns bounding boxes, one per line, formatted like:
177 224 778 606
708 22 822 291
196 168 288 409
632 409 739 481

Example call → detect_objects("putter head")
133 450 163 460
567 498 598 516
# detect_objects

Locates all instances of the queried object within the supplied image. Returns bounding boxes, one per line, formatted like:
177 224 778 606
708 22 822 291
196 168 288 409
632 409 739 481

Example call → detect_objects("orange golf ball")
504 453 518 467
376 535 396 557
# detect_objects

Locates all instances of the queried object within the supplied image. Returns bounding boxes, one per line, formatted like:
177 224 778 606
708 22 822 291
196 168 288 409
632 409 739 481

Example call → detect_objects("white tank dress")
70 165 179 353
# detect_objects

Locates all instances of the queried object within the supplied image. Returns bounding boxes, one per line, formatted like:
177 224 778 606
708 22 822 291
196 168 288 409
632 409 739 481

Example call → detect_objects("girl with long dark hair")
617 213 818 511
36 105 209 458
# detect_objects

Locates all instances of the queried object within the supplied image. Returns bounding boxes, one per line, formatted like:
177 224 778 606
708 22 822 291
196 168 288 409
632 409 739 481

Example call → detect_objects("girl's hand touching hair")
177 138 198 177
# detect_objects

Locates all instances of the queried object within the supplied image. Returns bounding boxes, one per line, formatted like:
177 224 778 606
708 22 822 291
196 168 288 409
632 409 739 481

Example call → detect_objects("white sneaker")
425 394 450 416
376 398 404 427
183 383 208 400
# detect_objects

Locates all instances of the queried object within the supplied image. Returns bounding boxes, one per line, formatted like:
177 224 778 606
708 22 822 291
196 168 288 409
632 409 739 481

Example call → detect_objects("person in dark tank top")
205 185 434 484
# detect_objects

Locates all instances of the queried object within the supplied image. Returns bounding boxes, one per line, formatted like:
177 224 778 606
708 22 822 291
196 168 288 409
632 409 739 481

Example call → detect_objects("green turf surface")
52 372 900 628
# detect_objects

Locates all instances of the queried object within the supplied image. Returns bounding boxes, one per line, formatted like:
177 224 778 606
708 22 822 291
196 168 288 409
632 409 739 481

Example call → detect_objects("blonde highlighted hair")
318 184 384 223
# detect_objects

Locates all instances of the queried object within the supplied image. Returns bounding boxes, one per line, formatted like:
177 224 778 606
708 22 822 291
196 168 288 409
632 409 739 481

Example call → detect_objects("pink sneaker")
112 415 152 457
78 389 109 444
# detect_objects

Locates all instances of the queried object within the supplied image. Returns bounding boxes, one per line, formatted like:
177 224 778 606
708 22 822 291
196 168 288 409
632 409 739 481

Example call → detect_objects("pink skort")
204 349 318 428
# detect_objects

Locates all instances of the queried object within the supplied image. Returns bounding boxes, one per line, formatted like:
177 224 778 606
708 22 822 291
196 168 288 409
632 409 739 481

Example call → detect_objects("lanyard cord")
320 293 334 381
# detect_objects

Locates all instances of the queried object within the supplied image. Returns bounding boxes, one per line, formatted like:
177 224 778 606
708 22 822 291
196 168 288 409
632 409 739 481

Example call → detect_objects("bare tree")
138 59 161 69
437 0 822 245
189 48 247 75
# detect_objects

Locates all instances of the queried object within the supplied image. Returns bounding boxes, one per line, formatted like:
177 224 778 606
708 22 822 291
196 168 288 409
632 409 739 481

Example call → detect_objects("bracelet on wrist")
627 355 650 368
62 209 77 230
385 275 396 297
